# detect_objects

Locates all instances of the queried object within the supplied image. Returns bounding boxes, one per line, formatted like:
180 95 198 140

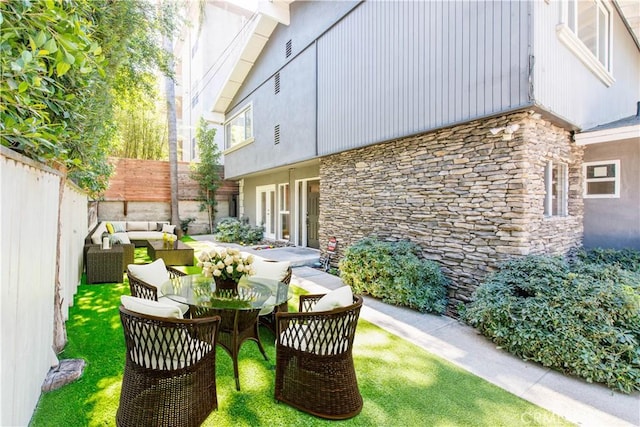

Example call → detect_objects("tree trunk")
164 34 180 237
53 167 67 354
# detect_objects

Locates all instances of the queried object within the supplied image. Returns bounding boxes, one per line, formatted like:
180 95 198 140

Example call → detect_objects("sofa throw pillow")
128 258 170 294
105 222 115 234
312 286 353 312
157 221 169 231
110 232 131 245
162 224 176 234
251 259 291 282
112 222 126 233
121 295 182 319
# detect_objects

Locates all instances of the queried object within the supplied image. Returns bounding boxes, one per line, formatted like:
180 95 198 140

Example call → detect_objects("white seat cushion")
121 295 182 319
128 259 169 295
312 286 353 312
251 258 290 282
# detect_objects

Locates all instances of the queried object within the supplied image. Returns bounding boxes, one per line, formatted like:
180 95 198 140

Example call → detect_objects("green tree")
0 0 176 197
191 118 222 233
112 83 168 160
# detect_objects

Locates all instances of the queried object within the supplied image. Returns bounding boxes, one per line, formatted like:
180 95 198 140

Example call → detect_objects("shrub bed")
339 236 448 314
463 252 640 393
214 218 264 244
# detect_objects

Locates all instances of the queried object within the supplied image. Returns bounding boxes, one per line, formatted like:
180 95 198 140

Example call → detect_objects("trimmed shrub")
214 218 264 244
464 254 640 393
339 236 448 314
575 247 640 273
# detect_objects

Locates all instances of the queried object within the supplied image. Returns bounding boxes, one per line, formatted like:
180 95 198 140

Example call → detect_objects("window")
278 183 290 240
544 161 568 217
557 0 613 86
583 160 620 198
224 105 253 149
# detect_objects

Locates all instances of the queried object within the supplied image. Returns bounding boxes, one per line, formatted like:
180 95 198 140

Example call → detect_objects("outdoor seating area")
29 242 574 426
92 239 371 421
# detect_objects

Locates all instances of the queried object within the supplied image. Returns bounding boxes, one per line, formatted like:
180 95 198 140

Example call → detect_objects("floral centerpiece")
197 246 255 284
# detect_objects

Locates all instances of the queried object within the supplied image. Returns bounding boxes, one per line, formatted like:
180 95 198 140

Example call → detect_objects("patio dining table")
160 274 291 390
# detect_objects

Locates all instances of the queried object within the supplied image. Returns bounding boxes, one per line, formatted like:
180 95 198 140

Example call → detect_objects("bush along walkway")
292 262 640 427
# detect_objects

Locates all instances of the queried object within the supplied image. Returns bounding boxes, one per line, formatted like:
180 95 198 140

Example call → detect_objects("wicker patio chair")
117 305 220 427
191 303 268 391
275 293 364 419
126 259 189 316
258 265 292 334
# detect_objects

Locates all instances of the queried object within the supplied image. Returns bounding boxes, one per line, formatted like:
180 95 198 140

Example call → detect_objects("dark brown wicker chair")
258 265 292 334
127 264 186 301
275 294 364 419
191 303 268 391
117 306 220 427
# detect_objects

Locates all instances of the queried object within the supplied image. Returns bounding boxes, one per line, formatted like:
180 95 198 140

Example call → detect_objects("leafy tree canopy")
0 0 178 197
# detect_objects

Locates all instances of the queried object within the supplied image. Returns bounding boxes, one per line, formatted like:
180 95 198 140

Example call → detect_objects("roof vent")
275 72 280 94
274 124 280 145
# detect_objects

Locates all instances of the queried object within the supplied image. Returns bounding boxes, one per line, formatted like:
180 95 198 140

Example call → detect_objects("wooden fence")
1 146 87 426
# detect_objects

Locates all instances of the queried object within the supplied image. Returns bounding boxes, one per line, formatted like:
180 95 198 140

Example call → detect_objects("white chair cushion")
159 296 190 317
121 295 182 319
128 258 169 295
312 286 353 312
251 258 290 282
127 221 149 231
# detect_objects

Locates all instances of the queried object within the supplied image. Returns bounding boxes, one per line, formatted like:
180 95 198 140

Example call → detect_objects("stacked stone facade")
319 112 584 312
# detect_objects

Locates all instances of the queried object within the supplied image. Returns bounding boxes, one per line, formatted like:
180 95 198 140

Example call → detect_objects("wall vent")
285 39 292 58
274 124 281 144
275 72 280 94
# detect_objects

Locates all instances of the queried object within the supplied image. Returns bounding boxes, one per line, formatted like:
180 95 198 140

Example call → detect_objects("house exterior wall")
224 47 317 179
177 1 251 161
532 0 640 129
225 0 533 179
240 162 319 226
320 112 583 309
583 139 640 249
317 0 532 155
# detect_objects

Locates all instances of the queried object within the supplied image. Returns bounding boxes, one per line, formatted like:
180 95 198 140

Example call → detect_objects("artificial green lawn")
29 243 572 427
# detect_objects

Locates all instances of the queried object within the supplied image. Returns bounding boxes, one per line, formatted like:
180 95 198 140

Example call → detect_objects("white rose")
224 256 233 266
216 261 225 269
212 269 221 277
237 264 244 272
226 265 234 274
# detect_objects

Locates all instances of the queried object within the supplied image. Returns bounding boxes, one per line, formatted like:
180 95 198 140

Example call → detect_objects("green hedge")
339 237 448 314
463 252 640 393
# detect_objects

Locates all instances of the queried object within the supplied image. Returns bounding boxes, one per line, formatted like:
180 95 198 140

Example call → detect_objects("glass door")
256 185 276 239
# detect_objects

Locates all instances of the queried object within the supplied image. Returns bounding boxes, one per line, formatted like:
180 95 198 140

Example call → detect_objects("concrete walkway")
190 237 640 426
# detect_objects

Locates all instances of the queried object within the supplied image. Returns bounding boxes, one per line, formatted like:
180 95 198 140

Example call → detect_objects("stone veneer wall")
319 111 584 312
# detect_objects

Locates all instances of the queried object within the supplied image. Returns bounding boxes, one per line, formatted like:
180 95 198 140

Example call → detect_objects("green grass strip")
29 248 572 427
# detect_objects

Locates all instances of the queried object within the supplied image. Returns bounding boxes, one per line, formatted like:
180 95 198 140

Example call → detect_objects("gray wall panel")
532 0 640 128
225 48 317 179
316 0 531 156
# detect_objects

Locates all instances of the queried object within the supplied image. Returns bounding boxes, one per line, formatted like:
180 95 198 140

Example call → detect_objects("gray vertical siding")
317 0 531 155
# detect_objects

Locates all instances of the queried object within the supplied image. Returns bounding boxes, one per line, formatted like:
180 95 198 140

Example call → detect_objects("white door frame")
293 177 319 247
256 184 276 240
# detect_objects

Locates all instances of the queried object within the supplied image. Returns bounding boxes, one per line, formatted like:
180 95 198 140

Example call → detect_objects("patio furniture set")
83 220 193 284
116 254 364 425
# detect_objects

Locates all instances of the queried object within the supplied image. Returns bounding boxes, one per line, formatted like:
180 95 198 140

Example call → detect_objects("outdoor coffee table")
161 275 291 390
147 240 194 266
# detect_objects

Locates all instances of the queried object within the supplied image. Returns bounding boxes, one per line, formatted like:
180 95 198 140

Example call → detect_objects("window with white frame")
544 161 569 217
224 105 253 149
278 183 290 240
557 0 613 86
583 160 620 198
